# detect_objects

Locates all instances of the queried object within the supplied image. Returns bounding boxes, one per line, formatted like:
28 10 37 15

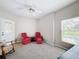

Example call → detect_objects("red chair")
21 33 31 45
35 32 43 44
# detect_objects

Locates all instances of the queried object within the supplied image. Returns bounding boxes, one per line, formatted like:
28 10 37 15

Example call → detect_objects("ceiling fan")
14 0 36 12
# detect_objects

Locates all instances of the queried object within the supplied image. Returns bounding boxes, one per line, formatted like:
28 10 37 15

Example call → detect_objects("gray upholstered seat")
58 45 79 59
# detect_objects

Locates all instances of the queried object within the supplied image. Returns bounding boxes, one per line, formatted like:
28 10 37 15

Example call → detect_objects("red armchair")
21 33 31 45
35 32 43 44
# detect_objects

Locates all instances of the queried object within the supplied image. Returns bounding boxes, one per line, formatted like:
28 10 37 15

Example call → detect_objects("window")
61 17 79 45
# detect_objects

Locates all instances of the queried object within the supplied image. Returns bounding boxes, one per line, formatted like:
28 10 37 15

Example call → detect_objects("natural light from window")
61 17 79 45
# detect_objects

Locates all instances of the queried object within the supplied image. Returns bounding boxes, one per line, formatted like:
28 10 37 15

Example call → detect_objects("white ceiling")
0 0 78 18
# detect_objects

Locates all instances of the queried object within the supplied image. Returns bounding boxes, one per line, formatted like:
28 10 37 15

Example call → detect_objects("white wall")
15 17 36 38
37 1 79 49
0 9 37 40
0 9 16 21
36 14 55 45
54 1 79 48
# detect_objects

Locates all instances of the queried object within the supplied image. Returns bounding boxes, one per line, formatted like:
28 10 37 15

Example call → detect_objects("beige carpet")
7 43 65 59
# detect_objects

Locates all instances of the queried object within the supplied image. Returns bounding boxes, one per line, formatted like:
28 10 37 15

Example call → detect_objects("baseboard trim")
45 41 68 51
54 44 68 51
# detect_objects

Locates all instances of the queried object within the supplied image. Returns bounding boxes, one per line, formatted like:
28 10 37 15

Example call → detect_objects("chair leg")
1 46 6 59
11 41 15 52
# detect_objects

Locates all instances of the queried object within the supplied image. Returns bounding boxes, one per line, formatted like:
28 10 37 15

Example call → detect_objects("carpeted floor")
7 43 65 59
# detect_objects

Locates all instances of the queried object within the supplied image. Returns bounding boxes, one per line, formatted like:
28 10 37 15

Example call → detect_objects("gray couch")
58 45 79 59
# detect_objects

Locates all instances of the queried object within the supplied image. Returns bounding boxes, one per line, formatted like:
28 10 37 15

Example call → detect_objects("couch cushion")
58 45 79 59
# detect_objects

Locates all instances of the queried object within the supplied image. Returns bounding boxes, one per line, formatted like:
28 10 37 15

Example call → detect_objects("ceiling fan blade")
14 0 32 8
13 0 41 13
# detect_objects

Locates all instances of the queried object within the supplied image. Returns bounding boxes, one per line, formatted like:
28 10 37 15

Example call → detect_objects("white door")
0 19 15 42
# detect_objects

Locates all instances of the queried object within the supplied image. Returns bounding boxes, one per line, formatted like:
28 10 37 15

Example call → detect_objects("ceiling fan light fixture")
28 8 35 12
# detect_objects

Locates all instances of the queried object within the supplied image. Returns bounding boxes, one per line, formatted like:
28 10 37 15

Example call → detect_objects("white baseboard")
45 41 68 51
